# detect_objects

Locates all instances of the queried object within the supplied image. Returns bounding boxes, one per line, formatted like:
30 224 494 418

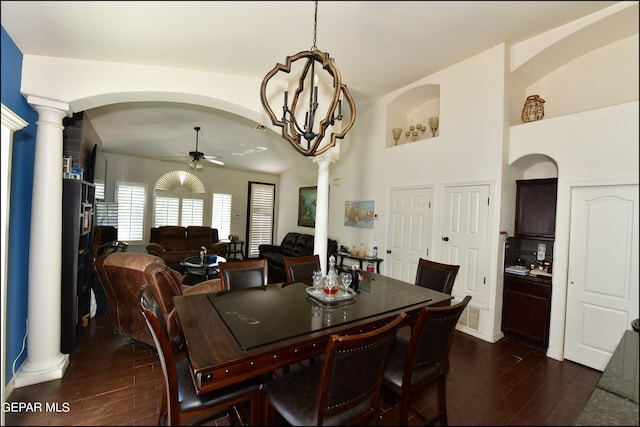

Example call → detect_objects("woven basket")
521 95 545 123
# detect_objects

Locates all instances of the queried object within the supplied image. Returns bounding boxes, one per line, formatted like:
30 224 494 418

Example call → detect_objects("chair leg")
437 378 448 426
399 389 410 426
250 389 262 426
262 392 275 425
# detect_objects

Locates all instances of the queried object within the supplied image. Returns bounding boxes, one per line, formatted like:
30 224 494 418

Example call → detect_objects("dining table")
173 272 454 395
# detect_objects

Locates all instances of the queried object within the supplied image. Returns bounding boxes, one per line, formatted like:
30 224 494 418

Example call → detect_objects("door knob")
442 236 449 241
386 249 391 254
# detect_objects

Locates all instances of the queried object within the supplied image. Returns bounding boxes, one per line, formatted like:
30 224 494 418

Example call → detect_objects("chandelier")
260 0 356 157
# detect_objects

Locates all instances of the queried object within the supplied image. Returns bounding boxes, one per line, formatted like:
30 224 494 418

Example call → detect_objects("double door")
386 184 489 306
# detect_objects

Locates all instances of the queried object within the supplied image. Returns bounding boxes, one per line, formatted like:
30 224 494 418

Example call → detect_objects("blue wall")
1 26 37 386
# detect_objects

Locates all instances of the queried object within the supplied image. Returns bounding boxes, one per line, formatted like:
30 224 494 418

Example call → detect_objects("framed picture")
298 186 317 228
344 200 375 229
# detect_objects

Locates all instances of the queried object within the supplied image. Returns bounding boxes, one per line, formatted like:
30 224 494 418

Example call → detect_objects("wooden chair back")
415 258 460 295
219 258 268 291
283 254 321 284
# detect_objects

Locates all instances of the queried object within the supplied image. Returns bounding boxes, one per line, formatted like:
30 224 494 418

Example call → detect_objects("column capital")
26 95 71 116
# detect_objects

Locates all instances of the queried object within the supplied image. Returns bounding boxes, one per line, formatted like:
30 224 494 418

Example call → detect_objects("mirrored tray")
306 286 355 304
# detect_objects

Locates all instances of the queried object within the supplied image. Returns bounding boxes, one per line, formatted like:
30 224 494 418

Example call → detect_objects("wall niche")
386 84 440 148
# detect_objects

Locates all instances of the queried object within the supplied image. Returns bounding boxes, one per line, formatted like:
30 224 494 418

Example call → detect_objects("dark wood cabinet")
502 274 551 350
61 179 95 353
515 178 558 239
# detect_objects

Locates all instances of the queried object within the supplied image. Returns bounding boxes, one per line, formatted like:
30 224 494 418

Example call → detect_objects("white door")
386 187 432 282
565 184 639 371
440 184 490 305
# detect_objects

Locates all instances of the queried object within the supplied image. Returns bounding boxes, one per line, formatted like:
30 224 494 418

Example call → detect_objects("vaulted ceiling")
1 1 620 174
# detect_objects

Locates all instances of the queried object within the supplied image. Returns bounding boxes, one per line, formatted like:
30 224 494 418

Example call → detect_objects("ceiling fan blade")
160 155 191 162
202 155 225 166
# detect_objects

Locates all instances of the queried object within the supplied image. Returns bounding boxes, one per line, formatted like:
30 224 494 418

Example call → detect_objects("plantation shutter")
116 182 146 242
212 193 232 238
154 196 180 227
247 182 275 257
180 198 204 227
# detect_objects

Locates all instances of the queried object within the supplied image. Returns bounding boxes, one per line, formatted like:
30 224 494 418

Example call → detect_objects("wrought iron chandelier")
260 0 356 157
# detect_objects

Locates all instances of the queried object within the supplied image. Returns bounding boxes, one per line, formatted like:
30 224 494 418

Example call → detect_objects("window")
181 198 204 227
95 201 118 227
212 193 232 239
247 182 275 258
116 182 146 242
154 196 180 227
152 171 205 227
95 181 105 201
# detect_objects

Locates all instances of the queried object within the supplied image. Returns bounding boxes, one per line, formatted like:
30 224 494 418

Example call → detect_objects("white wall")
277 24 639 351
281 45 509 342
529 35 638 119
15 4 639 359
104 152 280 252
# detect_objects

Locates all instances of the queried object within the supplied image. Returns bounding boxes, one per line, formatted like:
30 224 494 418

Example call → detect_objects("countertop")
504 271 552 285
575 329 639 426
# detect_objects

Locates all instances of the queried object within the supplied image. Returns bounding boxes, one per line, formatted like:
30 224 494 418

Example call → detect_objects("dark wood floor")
6 312 601 426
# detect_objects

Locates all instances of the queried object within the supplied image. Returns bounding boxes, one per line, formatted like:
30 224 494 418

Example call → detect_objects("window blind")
247 182 275 257
154 196 180 227
212 193 232 239
181 198 204 227
116 182 146 242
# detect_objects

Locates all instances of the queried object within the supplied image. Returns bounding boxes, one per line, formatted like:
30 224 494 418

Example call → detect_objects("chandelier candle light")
260 0 356 156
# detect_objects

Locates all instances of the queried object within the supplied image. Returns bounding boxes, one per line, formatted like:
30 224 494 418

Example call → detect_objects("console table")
337 252 383 273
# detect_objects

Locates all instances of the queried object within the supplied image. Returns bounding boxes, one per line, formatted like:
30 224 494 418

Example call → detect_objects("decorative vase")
521 95 545 123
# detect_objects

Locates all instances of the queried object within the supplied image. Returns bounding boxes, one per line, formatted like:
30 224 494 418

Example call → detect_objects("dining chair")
262 312 407 426
283 254 321 284
219 258 269 291
139 286 263 426
382 295 472 426
415 258 460 295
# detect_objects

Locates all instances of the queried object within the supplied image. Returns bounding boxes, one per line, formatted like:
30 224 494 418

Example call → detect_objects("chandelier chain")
311 0 318 51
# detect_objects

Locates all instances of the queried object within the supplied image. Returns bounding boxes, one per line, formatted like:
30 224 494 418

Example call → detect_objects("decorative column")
313 147 339 274
14 96 70 387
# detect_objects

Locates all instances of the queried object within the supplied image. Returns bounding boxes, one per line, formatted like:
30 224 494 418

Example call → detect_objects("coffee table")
180 255 226 281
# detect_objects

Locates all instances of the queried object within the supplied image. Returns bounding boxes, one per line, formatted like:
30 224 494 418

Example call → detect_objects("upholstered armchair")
95 252 222 351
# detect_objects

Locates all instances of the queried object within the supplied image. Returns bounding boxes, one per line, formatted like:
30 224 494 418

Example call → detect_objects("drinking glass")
341 272 352 292
324 272 338 297
312 270 323 293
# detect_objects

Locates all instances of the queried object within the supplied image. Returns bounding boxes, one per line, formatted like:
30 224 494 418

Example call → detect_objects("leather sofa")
145 226 228 270
258 232 337 283
95 252 223 351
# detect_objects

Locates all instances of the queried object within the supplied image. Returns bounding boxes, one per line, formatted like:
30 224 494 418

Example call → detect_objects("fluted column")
14 96 70 387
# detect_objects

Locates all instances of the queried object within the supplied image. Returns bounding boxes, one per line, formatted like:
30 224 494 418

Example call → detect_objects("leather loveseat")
145 226 228 270
258 232 337 283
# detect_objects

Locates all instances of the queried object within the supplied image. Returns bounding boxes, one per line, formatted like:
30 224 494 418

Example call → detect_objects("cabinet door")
515 178 557 238
502 276 551 350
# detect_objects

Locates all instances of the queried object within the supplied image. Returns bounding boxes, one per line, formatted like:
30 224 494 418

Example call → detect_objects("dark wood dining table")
173 272 453 395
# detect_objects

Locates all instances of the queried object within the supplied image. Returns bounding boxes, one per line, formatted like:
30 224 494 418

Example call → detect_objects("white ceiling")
1 1 620 174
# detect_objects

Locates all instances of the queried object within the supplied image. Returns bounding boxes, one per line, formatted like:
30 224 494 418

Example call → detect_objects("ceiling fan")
162 126 225 170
